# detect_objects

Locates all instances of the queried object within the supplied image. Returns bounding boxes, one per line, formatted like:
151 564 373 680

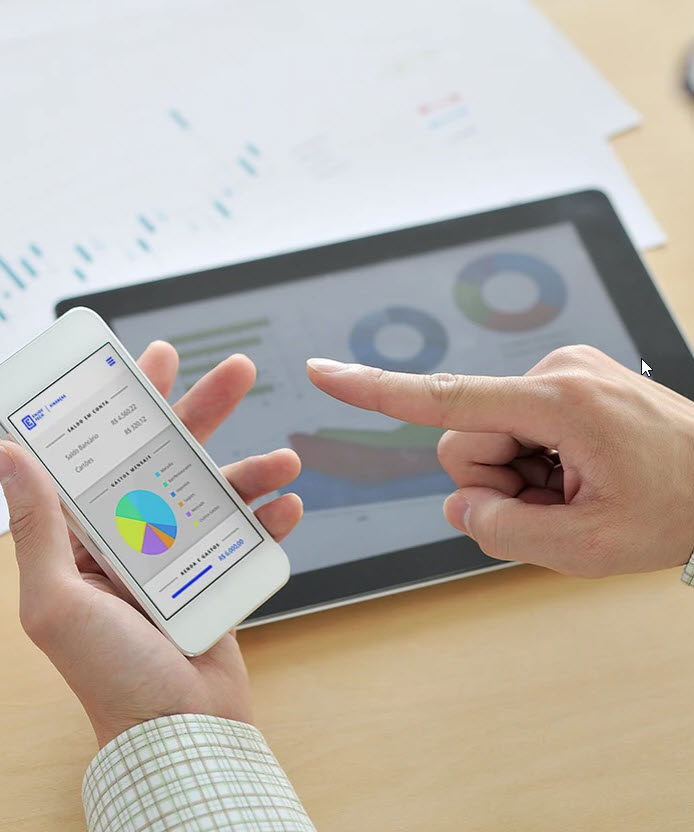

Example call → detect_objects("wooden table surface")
2 2 694 829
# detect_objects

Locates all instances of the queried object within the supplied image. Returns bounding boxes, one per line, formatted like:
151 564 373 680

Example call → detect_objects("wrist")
90 706 255 750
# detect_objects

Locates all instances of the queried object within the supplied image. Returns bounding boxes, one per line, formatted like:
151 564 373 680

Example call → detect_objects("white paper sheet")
0 0 638 138
0 4 659 355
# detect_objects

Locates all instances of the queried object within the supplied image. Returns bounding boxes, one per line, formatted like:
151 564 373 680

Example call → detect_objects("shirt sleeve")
681 553 694 585
82 714 316 832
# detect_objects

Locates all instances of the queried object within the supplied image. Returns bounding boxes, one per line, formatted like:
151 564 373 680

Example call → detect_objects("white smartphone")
0 307 290 655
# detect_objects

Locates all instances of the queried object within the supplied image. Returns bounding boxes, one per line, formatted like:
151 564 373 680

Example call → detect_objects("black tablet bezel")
56 190 694 621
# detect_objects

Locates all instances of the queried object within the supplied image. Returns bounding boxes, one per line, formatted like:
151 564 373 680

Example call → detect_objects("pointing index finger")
306 359 560 443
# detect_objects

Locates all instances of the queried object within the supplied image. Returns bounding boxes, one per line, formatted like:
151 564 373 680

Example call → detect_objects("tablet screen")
112 221 640 574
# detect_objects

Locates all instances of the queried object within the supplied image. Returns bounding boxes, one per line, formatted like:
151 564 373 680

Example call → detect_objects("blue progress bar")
75 244 92 262
20 258 37 276
29 243 43 257
238 157 257 176
168 108 190 130
246 142 260 156
74 267 87 281
137 238 150 251
0 308 6 321
0 256 25 289
172 564 212 598
213 200 230 217
138 214 156 232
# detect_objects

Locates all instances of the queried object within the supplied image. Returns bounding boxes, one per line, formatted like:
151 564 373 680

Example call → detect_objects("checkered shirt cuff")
681 552 694 586
82 714 316 832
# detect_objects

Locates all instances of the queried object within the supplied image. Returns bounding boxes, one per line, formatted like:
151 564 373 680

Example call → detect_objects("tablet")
57 190 694 624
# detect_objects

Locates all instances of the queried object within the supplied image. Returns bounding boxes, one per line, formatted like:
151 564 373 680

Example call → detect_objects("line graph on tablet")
284 423 452 511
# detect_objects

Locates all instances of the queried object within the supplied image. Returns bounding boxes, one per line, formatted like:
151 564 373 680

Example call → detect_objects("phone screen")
9 343 263 619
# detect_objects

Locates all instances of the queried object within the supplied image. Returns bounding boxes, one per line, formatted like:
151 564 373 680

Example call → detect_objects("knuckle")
534 344 603 373
423 373 465 427
545 371 606 413
436 430 459 463
8 509 38 548
437 430 450 453
437 432 472 481
370 367 398 412
544 373 622 455
563 344 604 364
551 371 591 400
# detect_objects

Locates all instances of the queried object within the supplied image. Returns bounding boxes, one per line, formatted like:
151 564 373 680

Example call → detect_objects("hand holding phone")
0 335 302 748
1 309 297 654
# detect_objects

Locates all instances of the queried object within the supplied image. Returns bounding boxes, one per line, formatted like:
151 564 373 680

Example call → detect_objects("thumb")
0 441 76 592
444 486 581 573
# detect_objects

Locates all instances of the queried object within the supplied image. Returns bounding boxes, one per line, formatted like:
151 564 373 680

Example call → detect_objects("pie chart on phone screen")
115 490 178 555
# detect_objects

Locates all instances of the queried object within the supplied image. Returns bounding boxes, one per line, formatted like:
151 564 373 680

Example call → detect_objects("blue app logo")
106 356 116 367
21 415 37 430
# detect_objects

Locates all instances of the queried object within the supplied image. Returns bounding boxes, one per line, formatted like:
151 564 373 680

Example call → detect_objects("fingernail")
0 445 16 484
306 358 347 373
460 497 471 535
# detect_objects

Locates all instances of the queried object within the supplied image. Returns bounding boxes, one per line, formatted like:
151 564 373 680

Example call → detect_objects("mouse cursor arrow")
641 359 652 377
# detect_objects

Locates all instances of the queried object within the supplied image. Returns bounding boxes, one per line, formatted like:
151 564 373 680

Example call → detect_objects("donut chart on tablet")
115 490 178 555
455 252 567 332
349 305 448 372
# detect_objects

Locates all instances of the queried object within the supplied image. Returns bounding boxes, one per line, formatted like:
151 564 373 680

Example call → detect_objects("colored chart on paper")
455 251 567 332
115 490 178 555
